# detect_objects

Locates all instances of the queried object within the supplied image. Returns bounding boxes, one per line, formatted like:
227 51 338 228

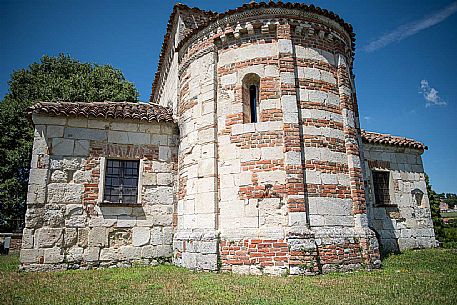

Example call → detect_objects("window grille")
372 171 391 206
103 160 139 204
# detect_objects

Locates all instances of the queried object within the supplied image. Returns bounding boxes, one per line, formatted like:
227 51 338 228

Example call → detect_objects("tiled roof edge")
28 101 174 123
361 130 427 150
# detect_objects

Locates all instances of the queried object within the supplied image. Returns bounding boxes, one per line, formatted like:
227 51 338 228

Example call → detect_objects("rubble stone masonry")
21 115 178 271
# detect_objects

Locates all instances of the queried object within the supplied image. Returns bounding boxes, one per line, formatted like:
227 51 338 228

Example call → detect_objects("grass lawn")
1 249 456 305
442 211 457 218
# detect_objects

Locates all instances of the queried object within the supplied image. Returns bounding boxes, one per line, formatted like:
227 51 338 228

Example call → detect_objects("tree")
426 174 445 241
0 54 139 232
426 174 457 248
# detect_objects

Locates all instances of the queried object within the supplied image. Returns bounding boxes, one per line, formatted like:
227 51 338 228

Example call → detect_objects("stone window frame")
370 168 396 207
97 157 145 206
242 73 261 124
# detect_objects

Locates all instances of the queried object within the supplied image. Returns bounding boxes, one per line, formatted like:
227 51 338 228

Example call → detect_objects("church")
20 2 436 275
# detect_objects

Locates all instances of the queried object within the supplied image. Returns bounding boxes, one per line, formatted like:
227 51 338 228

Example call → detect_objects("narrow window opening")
249 85 258 123
372 171 391 206
242 73 260 123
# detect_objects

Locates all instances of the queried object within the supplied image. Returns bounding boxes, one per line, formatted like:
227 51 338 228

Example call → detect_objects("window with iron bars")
103 160 139 204
372 171 391 206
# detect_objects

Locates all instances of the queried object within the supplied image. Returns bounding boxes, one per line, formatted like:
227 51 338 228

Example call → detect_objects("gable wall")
20 115 178 271
363 143 436 254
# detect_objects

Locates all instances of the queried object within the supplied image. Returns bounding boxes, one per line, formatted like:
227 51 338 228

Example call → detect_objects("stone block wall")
174 49 219 270
364 144 436 254
20 115 178 271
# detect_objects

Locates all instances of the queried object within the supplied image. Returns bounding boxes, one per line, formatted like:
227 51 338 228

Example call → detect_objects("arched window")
242 73 260 123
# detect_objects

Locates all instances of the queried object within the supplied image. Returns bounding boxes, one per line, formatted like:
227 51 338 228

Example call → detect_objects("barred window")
372 171 390 206
103 160 139 204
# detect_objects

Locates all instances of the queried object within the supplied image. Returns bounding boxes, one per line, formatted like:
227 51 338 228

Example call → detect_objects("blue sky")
1 0 456 193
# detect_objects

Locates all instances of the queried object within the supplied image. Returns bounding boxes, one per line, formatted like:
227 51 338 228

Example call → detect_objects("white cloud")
364 1 457 52
419 80 447 107
363 116 372 121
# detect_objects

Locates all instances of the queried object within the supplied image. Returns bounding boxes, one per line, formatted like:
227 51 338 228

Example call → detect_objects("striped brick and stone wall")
173 5 381 275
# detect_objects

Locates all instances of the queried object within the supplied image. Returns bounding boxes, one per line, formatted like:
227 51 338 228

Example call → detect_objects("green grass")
441 211 457 218
1 249 457 305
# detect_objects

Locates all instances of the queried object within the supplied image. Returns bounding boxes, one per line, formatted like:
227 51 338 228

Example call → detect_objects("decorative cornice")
150 2 355 103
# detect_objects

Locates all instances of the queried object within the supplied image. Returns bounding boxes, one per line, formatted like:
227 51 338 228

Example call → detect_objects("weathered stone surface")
22 229 34 249
35 228 63 248
47 183 83 204
20 249 44 264
65 127 107 141
100 248 121 261
51 170 67 183
64 228 78 248
156 245 172 257
66 215 86 228
141 245 156 258
44 206 65 227
50 158 81 171
73 140 89 156
27 211 46 235
88 227 107 247
157 173 173 186
132 227 150 247
120 246 142 260
44 247 64 264
73 170 91 183
108 229 132 248
65 204 83 217
77 228 89 248
52 138 74 155
67 247 84 262
47 125 64 138
83 247 100 262
143 187 173 205
196 254 217 270
200 241 217 254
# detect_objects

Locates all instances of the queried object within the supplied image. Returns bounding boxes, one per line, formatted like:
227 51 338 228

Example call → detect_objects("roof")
361 130 427 150
150 1 354 102
150 3 216 102
28 101 174 123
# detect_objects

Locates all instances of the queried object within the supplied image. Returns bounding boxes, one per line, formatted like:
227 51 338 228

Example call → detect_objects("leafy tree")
0 54 139 232
443 193 457 209
426 174 457 248
426 175 445 241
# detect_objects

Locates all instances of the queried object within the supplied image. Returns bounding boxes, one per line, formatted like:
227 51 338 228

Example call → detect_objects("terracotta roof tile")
361 130 427 150
28 101 174 123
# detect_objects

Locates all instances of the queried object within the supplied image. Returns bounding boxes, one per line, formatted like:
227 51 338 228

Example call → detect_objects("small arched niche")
242 73 260 123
